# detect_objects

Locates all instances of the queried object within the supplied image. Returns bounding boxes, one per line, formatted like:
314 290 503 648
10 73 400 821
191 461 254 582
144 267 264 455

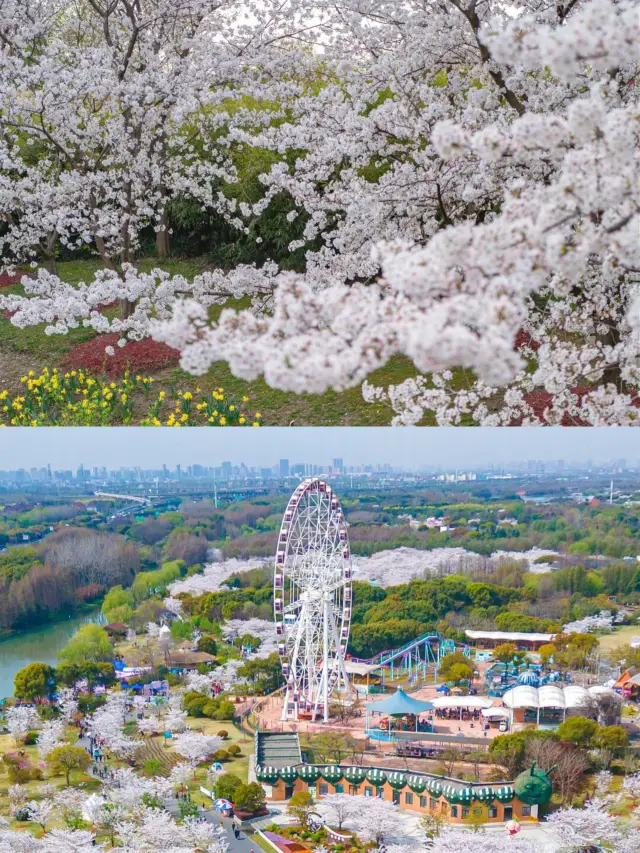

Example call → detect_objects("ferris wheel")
274 478 353 722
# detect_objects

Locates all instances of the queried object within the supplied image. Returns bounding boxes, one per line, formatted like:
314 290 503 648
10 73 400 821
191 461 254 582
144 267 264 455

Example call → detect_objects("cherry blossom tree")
348 797 406 845
57 688 79 723
25 799 55 833
5 706 41 744
563 611 615 633
163 696 189 734
222 618 279 658
316 793 360 830
184 672 216 696
173 732 223 766
427 829 537 853
544 799 630 850
87 694 138 757
36 720 67 759
0 0 637 427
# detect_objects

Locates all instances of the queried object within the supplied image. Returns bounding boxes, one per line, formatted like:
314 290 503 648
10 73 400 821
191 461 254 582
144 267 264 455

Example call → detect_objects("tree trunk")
43 230 58 275
156 207 170 257
119 236 136 319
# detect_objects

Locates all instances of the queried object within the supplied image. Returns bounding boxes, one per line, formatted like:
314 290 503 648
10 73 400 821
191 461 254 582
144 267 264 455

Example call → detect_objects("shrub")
232 782 266 813
227 744 241 756
214 773 243 800
216 730 229 740
2 751 44 783
185 696 210 717
144 758 165 777
212 749 230 762
23 730 39 745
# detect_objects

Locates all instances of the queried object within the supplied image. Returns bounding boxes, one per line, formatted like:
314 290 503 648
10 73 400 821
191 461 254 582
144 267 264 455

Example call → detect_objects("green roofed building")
254 732 552 829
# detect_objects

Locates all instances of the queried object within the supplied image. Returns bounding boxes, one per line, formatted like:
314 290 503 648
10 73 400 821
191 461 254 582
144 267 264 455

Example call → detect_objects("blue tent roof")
366 688 434 714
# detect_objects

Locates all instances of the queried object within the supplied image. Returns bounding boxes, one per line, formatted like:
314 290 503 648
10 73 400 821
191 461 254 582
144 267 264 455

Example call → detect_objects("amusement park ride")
274 479 472 723
275 479 354 722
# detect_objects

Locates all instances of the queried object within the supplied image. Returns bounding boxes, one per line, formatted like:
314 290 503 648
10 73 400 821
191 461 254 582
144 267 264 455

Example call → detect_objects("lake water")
0 608 102 700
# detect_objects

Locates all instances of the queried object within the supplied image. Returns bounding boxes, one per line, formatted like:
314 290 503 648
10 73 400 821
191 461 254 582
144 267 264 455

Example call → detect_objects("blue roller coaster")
350 632 471 688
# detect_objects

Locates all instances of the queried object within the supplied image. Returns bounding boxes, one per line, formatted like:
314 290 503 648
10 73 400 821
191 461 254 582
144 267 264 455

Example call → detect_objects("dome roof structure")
514 761 553 805
517 670 541 687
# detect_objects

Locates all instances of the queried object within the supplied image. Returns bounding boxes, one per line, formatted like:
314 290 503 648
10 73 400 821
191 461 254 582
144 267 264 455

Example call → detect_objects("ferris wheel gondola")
274 478 353 721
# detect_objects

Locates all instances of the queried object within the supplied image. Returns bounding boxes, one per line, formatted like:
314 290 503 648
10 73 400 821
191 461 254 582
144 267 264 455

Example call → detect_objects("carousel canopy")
431 696 493 709
366 688 435 715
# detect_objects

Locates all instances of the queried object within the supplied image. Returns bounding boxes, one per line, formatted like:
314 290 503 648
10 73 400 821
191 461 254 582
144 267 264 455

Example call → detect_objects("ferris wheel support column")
323 597 329 722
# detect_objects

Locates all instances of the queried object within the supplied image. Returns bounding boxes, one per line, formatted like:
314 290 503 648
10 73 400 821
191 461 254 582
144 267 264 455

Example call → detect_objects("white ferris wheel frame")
274 478 353 722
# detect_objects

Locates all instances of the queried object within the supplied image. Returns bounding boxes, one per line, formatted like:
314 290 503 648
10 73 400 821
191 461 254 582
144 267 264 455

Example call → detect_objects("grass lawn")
597 625 640 652
0 257 475 426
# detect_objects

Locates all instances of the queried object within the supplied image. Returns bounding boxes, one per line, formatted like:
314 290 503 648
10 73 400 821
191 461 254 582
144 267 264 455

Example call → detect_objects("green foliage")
213 749 230 762
593 725 628 756
488 730 557 776
58 624 113 664
556 716 598 747
183 691 235 720
492 643 526 664
213 773 243 801
132 561 184 603
102 585 135 621
14 662 56 700
236 652 283 694
446 662 473 684
287 791 315 828
178 799 200 820
170 619 194 641
143 758 165 777
77 692 107 714
438 652 473 681
0 546 40 581
197 634 218 655
48 744 91 784
232 781 266 813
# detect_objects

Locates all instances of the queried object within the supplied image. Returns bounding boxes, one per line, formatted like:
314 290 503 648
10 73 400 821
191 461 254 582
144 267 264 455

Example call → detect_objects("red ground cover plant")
0 271 29 287
512 386 640 426
61 333 179 376
514 329 541 352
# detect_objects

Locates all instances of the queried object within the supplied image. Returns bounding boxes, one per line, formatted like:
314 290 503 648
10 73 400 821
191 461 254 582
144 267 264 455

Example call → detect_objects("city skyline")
0 426 637 469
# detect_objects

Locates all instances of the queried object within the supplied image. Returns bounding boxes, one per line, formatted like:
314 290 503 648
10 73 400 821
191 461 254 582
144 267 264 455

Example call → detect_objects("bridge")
94 492 152 506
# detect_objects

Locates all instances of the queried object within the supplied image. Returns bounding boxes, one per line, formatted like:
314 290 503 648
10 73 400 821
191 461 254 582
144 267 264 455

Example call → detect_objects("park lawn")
179 716 251 783
0 257 475 426
597 625 640 652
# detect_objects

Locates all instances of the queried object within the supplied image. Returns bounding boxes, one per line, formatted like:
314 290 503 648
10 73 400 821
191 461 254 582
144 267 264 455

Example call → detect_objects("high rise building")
279 459 289 477
221 461 232 479
333 458 344 473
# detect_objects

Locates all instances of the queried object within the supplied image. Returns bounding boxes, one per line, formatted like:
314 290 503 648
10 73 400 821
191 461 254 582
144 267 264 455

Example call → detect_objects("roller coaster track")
350 631 469 669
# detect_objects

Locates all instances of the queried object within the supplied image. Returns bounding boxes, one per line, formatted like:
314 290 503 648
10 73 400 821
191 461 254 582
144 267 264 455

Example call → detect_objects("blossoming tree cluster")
0 0 638 424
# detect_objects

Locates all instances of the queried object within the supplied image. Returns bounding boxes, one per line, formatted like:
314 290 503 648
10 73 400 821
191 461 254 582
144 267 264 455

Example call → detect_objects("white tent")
502 684 617 722
481 707 509 719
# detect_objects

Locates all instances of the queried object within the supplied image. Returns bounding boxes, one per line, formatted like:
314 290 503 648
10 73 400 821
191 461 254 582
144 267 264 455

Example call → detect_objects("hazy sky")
0 428 637 469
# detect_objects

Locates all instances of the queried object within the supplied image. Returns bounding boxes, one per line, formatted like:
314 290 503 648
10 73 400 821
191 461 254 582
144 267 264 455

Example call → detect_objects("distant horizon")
0 427 637 469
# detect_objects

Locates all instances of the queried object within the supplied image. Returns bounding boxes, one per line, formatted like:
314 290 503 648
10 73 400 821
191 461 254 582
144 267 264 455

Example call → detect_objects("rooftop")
465 630 555 643
256 731 302 769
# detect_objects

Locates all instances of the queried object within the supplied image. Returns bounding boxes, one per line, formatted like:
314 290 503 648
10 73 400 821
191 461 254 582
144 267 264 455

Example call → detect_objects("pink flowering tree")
0 0 638 425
